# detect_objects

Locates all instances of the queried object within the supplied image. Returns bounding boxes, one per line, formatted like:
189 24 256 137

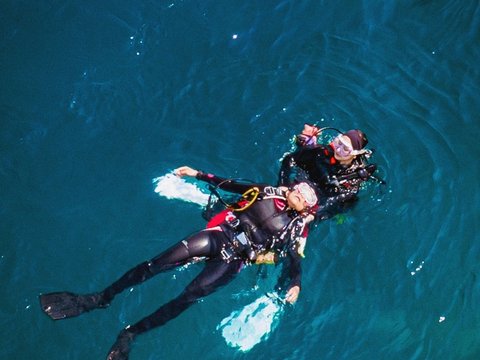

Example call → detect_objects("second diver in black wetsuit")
39 165 318 360
279 124 384 220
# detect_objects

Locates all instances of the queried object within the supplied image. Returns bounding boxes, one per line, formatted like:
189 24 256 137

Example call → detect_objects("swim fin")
106 328 136 360
39 291 108 320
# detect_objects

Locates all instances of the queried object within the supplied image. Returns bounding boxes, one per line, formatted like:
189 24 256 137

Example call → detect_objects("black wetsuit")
101 171 305 337
279 144 369 220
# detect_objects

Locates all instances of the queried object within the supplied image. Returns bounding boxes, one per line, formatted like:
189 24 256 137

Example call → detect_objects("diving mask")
293 182 318 207
332 135 367 157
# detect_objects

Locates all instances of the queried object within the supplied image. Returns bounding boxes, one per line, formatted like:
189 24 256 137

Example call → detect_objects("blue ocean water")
1 1 479 359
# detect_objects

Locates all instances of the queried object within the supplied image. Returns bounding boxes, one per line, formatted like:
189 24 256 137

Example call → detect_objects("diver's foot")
39 291 109 320
106 328 136 360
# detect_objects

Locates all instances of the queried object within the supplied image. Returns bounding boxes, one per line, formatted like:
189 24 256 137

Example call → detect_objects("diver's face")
332 135 356 162
286 188 308 212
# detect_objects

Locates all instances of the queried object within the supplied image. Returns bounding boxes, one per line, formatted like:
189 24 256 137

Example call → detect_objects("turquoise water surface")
1 1 479 359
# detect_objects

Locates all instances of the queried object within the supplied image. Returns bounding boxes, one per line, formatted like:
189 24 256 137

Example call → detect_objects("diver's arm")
285 247 302 304
278 147 318 186
175 166 266 195
278 124 320 186
278 153 295 186
197 172 272 195
316 186 360 220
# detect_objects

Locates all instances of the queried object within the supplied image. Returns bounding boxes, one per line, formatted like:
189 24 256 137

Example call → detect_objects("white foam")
217 293 284 352
153 173 209 207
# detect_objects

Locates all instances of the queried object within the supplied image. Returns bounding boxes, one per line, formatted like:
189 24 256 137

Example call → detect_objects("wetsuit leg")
39 230 222 321
106 259 243 359
102 230 221 303
132 259 243 333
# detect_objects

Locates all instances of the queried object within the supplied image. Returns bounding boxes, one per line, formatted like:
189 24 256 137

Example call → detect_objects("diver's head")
286 182 318 212
345 129 368 150
331 129 368 163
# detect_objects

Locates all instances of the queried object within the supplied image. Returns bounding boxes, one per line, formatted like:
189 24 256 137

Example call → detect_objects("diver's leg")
101 230 217 302
40 230 218 321
106 259 243 360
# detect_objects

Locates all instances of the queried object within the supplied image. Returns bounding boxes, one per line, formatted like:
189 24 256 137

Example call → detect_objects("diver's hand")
304 214 315 224
285 285 300 304
255 252 277 265
301 123 320 137
296 124 320 146
174 166 198 178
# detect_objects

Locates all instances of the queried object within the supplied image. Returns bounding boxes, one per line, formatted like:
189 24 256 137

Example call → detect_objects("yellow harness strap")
228 187 260 212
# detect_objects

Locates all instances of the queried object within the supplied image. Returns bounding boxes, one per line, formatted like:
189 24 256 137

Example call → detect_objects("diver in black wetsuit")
39 165 318 360
279 124 383 220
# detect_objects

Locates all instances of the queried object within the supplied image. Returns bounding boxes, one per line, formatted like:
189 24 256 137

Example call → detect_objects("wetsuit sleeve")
285 247 302 290
315 185 360 220
196 171 269 195
278 147 319 186
278 153 295 186
278 145 335 187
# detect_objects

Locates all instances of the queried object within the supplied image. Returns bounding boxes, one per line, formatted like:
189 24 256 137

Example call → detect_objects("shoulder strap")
261 186 287 200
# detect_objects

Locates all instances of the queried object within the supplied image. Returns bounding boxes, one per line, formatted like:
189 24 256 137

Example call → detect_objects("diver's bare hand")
301 123 320 137
285 285 300 304
174 166 198 178
296 124 320 146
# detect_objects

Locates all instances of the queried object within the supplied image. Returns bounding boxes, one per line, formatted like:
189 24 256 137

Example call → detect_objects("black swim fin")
39 291 108 320
106 328 136 360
